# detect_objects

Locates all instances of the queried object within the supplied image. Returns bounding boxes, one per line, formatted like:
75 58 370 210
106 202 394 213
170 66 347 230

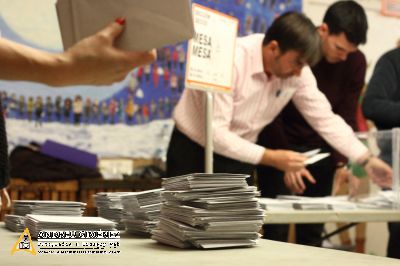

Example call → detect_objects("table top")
263 209 400 224
1 225 399 266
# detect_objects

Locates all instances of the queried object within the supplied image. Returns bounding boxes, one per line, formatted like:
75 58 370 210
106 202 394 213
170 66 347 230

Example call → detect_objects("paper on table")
56 0 194 51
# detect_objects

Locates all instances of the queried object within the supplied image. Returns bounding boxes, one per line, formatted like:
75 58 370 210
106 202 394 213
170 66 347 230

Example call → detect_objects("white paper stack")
152 173 264 249
356 191 397 209
56 0 194 51
259 195 358 211
12 200 86 216
25 214 116 238
94 192 132 230
121 188 163 236
4 214 26 232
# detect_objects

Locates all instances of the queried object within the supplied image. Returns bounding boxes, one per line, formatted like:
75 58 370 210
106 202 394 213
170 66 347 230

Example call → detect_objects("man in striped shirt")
166 12 392 190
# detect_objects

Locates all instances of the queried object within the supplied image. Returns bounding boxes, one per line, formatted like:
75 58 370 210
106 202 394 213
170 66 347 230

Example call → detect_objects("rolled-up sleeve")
291 67 368 162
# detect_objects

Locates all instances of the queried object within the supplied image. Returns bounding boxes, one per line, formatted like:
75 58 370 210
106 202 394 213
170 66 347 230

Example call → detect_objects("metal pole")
205 91 213 173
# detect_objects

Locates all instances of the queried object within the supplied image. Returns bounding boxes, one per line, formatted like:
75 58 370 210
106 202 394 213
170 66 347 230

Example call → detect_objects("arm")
332 52 366 165
211 49 305 171
362 49 400 128
212 82 305 171
0 20 156 87
291 66 368 163
292 67 392 188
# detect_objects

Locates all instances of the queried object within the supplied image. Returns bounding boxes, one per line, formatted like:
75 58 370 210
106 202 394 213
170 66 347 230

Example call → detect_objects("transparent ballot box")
357 128 400 209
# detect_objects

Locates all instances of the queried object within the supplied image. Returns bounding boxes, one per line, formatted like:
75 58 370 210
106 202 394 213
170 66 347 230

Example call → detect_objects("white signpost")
185 4 238 173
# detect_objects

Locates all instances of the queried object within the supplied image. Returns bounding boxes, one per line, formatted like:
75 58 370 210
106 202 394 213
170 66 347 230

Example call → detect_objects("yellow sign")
11 228 36 255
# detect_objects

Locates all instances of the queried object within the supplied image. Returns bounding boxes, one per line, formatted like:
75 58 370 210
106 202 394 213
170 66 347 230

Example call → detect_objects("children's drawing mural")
0 0 301 158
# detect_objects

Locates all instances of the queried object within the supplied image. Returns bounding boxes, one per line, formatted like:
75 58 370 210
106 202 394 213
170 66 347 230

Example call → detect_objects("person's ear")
268 40 280 56
318 23 329 38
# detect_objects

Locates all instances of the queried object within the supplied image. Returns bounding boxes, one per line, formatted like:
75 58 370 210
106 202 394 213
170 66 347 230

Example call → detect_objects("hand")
0 188 11 210
58 20 156 86
364 157 393 188
332 167 360 197
284 168 316 194
262 149 306 172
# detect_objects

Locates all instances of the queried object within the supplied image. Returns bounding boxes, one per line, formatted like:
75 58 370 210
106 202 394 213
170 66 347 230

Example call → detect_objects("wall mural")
0 0 301 158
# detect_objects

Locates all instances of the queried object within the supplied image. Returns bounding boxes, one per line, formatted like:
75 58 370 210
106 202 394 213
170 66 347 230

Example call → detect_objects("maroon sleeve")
332 51 367 165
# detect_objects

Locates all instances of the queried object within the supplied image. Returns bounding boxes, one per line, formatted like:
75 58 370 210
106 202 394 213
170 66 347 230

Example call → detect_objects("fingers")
288 152 306 171
301 169 316 184
293 172 306 193
263 149 306 172
348 176 360 198
332 180 340 196
98 19 125 41
366 158 393 189
125 49 157 68
284 171 307 194
2 188 10 208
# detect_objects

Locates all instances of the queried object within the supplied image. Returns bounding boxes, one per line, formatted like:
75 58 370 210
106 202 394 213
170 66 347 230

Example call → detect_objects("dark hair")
263 12 321 66
323 1 368 45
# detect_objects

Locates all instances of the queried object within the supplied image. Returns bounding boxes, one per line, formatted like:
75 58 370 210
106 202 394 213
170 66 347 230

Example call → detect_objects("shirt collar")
251 34 266 76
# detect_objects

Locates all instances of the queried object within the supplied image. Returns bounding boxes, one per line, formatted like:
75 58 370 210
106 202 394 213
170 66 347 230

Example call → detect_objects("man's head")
319 1 368 63
262 12 321 78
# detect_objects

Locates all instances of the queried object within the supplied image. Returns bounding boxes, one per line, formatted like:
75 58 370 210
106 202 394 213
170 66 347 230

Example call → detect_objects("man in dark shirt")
258 1 368 246
362 48 400 259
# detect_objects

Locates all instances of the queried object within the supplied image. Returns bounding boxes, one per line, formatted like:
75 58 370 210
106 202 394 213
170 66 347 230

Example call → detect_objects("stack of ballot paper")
56 0 194 51
12 200 86 216
259 196 358 211
4 200 87 232
356 191 398 209
259 191 400 211
25 214 116 238
94 192 132 230
120 188 163 236
4 214 26 232
152 173 264 249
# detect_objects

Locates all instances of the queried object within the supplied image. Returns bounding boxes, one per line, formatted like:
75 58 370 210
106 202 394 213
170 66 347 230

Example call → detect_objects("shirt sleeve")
331 52 366 165
291 67 368 163
211 46 265 165
362 49 400 128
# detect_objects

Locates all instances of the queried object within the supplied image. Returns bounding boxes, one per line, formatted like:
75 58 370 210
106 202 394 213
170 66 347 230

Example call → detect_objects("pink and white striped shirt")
173 34 368 165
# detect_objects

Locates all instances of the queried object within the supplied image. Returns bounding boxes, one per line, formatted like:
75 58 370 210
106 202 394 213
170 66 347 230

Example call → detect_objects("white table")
263 209 400 224
0 225 399 266
262 208 400 246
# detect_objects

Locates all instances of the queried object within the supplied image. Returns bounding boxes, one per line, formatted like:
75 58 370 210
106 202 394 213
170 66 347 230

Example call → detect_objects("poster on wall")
381 0 400 17
0 0 301 159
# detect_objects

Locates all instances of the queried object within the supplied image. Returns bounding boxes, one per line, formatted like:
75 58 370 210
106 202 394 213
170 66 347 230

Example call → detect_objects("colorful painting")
0 0 301 157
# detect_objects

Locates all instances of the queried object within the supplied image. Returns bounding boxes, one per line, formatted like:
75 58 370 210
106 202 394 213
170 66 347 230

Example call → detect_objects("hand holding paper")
302 149 330 165
56 0 194 51
262 149 307 172
58 20 156 85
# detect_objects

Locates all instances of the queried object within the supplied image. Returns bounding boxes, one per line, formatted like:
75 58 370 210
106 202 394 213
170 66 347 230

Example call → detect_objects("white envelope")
56 0 194 51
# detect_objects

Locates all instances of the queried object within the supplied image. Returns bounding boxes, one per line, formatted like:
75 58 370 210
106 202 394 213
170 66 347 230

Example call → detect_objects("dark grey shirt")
363 48 400 129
